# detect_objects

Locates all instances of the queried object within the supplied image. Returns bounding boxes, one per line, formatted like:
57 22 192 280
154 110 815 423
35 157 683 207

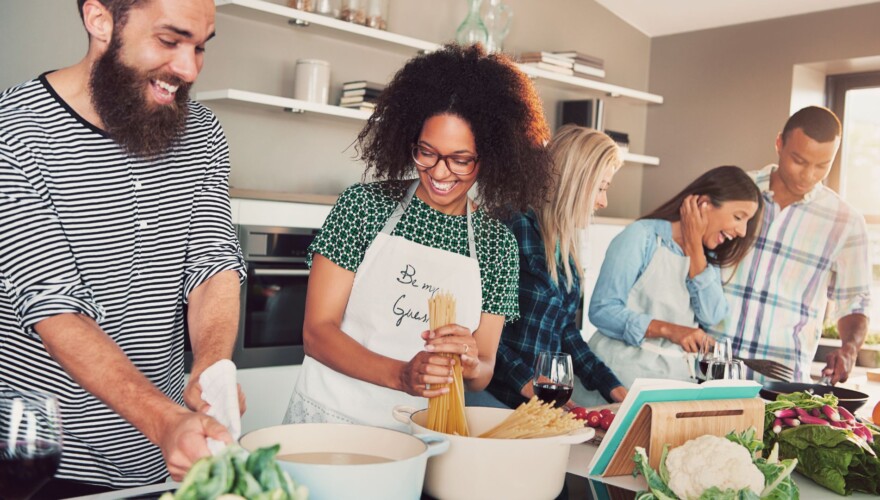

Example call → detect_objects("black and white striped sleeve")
0 135 105 334
181 115 246 302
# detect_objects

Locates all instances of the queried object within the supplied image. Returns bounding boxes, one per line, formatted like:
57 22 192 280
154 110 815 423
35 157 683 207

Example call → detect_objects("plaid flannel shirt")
487 211 622 407
710 165 872 382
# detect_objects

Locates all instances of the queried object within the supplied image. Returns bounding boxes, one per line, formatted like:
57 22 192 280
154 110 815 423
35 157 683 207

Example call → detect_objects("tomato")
570 407 589 420
600 413 614 431
586 411 602 428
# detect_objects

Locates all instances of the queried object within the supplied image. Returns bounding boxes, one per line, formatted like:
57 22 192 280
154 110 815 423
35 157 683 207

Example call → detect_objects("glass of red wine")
0 390 63 500
532 352 574 408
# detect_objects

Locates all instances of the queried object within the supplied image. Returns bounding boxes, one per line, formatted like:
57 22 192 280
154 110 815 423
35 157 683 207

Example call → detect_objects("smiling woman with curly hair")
284 43 554 430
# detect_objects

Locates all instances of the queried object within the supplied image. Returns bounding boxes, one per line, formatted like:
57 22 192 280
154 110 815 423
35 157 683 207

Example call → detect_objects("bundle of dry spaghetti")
478 396 583 439
425 291 469 437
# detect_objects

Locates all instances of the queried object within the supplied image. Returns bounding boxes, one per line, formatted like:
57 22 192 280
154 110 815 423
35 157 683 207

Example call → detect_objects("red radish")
775 408 797 418
821 404 841 422
798 414 831 426
782 418 801 427
586 411 602 428
837 406 857 424
773 418 783 434
810 408 821 418
599 409 613 418
830 420 850 429
794 407 813 420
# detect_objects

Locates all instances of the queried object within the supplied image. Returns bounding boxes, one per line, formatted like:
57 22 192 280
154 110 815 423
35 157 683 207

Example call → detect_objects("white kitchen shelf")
197 89 660 164
517 65 663 104
196 89 372 120
215 0 664 105
215 0 440 55
622 152 660 165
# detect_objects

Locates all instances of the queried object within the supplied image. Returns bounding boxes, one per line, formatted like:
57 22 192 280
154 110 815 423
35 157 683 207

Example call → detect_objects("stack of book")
551 50 606 79
518 51 575 76
338 80 384 111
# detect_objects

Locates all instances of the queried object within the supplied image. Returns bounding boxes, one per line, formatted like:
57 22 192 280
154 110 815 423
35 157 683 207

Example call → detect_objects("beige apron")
284 181 482 430
580 237 696 405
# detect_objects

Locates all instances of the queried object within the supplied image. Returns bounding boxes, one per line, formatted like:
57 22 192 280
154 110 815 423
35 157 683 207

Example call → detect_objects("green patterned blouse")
308 180 520 320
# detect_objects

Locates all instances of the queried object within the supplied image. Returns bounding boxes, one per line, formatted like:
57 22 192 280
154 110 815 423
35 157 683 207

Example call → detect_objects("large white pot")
240 423 448 500
393 406 594 500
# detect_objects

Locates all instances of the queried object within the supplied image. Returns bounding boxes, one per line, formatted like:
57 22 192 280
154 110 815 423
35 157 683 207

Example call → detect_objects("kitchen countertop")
75 374 880 500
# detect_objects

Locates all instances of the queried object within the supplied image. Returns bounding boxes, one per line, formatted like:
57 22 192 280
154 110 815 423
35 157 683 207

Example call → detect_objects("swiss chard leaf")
775 424 880 495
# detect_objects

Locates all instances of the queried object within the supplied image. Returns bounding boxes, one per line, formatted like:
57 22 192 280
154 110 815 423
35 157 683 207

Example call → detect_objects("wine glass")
532 352 574 408
0 390 63 500
694 336 716 383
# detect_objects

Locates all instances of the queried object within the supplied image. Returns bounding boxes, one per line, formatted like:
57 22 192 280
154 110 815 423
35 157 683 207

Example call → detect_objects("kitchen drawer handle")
252 269 310 277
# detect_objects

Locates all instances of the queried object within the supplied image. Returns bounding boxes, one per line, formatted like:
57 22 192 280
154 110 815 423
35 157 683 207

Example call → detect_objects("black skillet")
760 381 869 413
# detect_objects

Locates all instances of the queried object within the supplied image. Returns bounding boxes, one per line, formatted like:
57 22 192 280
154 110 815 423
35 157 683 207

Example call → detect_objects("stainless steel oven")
185 224 318 369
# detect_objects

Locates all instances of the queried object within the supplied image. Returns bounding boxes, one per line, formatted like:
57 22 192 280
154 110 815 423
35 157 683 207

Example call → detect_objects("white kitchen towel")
199 359 241 455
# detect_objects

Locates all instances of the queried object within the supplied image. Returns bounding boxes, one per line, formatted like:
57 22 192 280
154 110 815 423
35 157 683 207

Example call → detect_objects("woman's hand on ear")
679 195 709 277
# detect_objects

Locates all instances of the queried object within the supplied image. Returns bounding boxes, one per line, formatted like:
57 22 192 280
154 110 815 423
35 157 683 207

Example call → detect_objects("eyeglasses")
411 144 479 176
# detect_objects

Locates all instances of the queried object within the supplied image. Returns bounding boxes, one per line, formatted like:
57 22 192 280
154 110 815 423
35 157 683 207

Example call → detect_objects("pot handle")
414 433 450 457
392 405 417 424
552 426 596 445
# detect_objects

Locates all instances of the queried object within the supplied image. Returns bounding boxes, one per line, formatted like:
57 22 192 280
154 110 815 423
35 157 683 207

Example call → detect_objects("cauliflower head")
665 434 764 499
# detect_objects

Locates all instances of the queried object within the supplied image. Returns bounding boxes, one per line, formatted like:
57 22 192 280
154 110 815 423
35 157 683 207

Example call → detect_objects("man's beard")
89 36 191 158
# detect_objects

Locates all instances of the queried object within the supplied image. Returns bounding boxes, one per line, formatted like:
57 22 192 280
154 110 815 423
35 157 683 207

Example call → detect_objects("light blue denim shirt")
588 219 729 347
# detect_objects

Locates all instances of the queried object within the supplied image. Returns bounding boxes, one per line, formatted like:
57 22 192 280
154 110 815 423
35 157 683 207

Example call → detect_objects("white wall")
0 0 655 219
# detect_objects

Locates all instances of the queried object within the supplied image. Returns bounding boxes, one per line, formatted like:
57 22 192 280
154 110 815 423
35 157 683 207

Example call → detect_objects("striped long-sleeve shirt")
0 75 246 487
710 164 872 382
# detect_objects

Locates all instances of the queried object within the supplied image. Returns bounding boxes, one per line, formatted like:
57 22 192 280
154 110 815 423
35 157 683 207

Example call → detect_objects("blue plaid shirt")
487 211 623 407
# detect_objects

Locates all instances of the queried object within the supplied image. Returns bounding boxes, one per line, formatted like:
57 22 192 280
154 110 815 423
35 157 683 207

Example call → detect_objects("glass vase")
483 0 512 54
455 0 488 47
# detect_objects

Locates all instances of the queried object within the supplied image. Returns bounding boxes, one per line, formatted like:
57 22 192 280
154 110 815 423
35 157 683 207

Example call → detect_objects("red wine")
0 440 61 500
698 360 728 381
698 360 709 378
533 383 573 408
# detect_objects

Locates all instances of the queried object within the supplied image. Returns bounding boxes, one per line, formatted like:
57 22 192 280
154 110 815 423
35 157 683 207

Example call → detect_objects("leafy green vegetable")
773 425 880 495
633 447 678 500
160 444 308 500
632 430 798 499
763 391 880 495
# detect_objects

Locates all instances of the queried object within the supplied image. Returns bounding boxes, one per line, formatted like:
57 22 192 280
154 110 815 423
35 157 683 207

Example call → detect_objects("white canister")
294 59 331 104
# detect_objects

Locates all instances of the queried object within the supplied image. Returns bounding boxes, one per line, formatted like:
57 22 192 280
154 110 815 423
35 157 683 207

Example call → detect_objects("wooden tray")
602 398 764 477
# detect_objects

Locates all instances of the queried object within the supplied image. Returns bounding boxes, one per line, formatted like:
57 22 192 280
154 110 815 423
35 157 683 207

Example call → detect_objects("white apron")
580 237 696 405
284 181 483 431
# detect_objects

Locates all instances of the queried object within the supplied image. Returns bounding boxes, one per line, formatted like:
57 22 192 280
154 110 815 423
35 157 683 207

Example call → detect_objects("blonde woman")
481 125 628 409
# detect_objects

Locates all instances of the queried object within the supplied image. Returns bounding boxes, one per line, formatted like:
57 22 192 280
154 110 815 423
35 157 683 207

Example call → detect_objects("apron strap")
381 179 478 260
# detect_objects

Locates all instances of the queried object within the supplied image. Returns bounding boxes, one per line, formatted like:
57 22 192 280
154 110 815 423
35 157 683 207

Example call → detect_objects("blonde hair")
536 125 622 290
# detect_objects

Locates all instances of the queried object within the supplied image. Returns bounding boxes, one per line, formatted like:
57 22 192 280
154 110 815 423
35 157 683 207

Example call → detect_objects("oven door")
235 262 309 368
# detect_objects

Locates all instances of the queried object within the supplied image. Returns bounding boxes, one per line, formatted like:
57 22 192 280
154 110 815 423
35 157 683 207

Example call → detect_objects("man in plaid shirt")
711 106 871 384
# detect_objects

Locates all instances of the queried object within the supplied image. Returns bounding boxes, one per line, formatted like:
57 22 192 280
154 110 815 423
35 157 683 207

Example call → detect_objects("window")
827 71 880 338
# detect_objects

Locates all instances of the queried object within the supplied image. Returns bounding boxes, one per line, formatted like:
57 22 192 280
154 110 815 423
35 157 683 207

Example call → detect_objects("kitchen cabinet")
200 0 663 166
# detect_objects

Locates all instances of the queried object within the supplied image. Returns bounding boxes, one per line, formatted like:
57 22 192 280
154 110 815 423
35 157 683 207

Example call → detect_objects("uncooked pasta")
478 396 583 439
425 292 470 436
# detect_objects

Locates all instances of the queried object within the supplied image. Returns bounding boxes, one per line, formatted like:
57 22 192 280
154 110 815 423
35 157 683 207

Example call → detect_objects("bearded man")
0 0 246 494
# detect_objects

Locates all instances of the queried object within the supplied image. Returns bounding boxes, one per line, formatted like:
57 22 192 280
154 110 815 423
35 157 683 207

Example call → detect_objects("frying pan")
759 381 869 413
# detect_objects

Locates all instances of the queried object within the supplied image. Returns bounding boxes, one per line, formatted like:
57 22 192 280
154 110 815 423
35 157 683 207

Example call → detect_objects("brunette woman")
583 166 763 403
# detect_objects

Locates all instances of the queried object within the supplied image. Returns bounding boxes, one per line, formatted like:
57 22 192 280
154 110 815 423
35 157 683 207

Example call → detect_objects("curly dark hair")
356 43 553 218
